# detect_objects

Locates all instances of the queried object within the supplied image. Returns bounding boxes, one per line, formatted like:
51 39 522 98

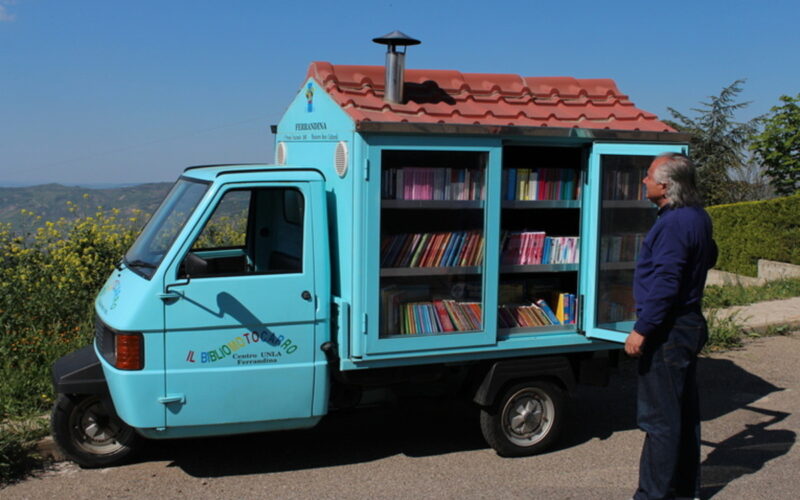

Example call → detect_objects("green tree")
750 94 800 196
665 80 760 205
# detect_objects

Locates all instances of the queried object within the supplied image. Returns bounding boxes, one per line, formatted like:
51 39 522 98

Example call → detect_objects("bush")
0 204 143 419
707 193 800 276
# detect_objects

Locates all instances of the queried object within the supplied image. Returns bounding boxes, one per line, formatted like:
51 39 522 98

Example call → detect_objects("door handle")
158 291 182 302
158 394 185 405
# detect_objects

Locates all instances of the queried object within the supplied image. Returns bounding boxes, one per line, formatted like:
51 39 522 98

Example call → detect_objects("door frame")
581 143 687 343
362 138 502 355
159 176 331 427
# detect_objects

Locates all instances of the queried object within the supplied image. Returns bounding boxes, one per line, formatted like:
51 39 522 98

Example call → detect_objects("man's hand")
625 330 646 357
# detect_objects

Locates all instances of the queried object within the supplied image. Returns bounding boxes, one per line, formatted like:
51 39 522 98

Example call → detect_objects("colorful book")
536 299 560 325
556 293 566 324
433 300 455 332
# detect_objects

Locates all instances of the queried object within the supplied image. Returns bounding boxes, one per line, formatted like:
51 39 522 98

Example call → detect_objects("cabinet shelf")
382 200 484 210
382 329 481 339
600 261 636 271
499 324 576 336
381 266 482 277
500 264 578 274
502 200 580 209
602 200 654 209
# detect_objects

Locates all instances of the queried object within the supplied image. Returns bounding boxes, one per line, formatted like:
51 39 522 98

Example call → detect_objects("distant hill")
0 182 173 230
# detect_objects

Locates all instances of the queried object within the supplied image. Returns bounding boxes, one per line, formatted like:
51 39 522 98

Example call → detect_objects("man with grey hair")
625 153 717 500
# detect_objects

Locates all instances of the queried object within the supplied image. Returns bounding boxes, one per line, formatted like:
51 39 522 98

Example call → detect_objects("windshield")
124 178 210 279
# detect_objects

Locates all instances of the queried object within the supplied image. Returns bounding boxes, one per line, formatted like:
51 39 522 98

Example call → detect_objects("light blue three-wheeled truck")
51 34 688 467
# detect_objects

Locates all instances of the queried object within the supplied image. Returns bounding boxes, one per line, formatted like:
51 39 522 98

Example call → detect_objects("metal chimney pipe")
384 47 405 105
373 31 421 104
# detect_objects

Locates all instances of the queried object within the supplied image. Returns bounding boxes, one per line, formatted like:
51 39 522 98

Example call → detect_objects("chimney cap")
372 30 421 47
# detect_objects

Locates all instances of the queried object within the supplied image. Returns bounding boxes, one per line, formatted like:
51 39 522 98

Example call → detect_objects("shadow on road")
145 397 488 477
562 355 794 497
698 356 796 498
701 406 795 499
135 354 793 487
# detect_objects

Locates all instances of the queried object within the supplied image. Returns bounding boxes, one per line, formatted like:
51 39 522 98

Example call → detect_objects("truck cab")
53 166 333 466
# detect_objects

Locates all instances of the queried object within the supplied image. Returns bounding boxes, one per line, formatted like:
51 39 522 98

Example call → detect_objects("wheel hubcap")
501 387 555 447
69 397 129 455
510 399 544 435
81 409 114 442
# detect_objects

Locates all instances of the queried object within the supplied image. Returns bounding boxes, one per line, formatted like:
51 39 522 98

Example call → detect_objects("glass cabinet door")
365 145 500 356
582 143 686 343
379 150 487 337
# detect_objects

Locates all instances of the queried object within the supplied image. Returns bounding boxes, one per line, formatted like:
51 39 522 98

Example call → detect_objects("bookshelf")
498 146 583 334
503 200 581 210
379 150 487 338
595 154 658 330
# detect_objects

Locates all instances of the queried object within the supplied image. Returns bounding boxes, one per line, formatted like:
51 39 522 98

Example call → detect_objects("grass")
0 417 49 485
704 309 749 352
704 276 800 309
701 277 800 351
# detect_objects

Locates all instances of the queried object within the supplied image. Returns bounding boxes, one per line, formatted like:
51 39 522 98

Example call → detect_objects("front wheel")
51 394 141 468
480 380 565 457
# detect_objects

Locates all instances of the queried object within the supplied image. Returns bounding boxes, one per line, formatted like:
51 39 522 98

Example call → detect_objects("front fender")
52 345 109 395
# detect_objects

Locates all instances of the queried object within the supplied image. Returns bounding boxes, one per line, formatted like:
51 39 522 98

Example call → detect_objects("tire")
480 380 565 457
51 394 141 468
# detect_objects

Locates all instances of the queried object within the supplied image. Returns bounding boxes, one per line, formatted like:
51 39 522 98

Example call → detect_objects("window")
180 187 305 278
125 178 209 279
379 150 487 337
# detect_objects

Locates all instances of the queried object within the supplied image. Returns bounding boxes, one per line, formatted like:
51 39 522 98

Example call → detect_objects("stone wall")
706 259 800 287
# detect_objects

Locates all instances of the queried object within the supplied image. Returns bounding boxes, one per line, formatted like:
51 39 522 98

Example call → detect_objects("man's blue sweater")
633 205 718 336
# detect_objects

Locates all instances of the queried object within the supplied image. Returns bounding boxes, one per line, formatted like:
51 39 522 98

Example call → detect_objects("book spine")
536 299 561 325
409 233 430 267
465 302 482 329
432 232 452 267
444 300 463 331
434 300 455 332
419 232 440 267
441 232 458 267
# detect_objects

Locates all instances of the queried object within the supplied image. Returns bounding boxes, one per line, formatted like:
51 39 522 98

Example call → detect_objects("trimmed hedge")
707 194 800 277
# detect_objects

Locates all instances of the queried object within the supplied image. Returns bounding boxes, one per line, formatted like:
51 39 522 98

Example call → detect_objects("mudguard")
473 356 576 406
52 345 109 395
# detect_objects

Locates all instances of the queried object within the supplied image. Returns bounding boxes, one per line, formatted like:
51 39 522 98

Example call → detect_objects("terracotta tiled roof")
307 62 674 132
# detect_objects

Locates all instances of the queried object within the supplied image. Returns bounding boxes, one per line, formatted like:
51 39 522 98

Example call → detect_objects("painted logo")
305 82 314 112
98 278 121 313
109 280 121 310
186 329 297 365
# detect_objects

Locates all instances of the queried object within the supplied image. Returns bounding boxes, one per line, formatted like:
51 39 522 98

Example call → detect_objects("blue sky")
1 0 798 186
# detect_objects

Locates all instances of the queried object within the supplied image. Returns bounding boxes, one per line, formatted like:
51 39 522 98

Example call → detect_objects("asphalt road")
4 333 798 500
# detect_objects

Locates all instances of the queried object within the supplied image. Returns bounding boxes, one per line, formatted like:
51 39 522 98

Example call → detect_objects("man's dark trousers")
634 308 708 500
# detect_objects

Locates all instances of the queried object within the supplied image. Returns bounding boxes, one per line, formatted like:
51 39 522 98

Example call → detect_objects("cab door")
581 143 687 343
161 181 322 428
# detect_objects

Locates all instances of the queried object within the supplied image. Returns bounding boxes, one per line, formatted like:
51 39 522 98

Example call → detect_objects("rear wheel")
480 380 565 457
51 394 141 468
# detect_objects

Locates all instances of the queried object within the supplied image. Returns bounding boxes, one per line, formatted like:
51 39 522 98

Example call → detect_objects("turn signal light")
115 333 144 370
